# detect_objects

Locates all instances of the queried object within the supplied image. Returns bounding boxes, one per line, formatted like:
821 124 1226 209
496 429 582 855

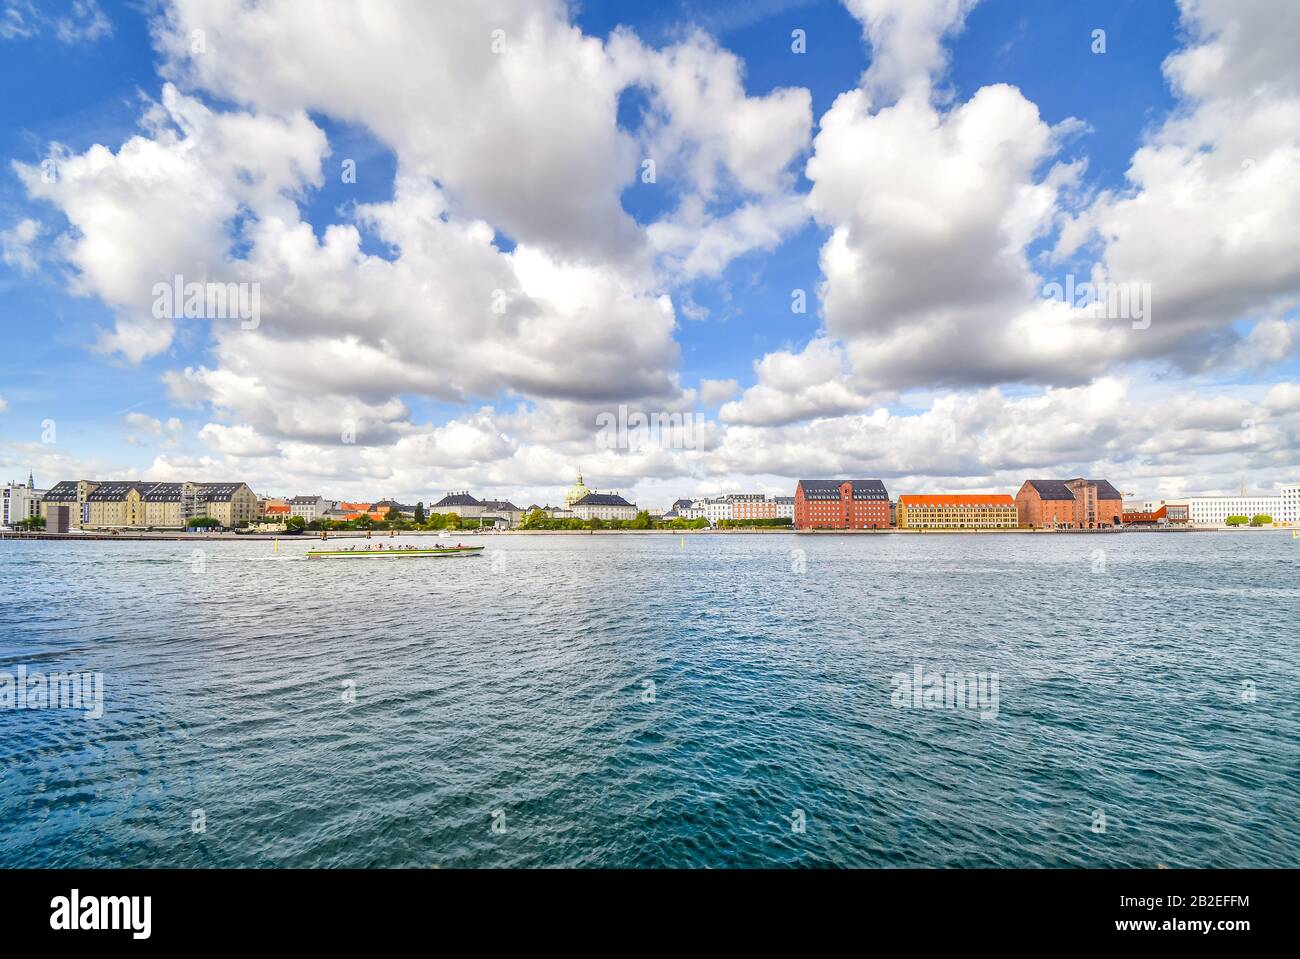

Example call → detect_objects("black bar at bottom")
0 868 1280 944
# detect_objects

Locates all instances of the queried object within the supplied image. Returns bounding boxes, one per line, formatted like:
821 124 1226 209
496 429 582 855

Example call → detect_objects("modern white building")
773 496 795 520
1 475 46 528
1282 485 1300 525
1186 493 1285 527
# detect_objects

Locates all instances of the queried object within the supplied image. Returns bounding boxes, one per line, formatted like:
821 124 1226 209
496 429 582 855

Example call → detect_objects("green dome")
564 472 591 508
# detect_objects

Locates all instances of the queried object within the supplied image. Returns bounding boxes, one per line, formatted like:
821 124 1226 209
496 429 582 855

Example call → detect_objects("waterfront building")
430 492 484 519
1185 493 1286 527
570 492 637 521
373 499 416 519
794 480 890 530
479 499 525 528
1282 485 1300 525
79 480 259 529
85 482 146 528
194 483 259 528
680 500 707 520
702 498 733 524
895 494 1018 529
288 495 329 521
773 496 794 520
563 472 593 509
1 474 47 528
40 479 100 529
1015 479 1123 528
731 495 777 521
140 482 205 528
526 504 574 520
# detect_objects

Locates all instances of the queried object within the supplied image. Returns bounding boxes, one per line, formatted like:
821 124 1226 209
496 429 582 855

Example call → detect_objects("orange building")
895 494 1018 529
794 480 889 530
1016 479 1123 528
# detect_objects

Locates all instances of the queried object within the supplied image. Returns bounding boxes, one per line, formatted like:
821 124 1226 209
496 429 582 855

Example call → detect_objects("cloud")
1 0 110 43
124 413 185 448
720 338 879 425
1055 0 1300 372
698 378 741 406
1 218 41 272
844 0 979 103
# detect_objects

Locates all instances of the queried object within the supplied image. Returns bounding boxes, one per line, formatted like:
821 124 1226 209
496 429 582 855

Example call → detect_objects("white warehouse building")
1185 488 1297 527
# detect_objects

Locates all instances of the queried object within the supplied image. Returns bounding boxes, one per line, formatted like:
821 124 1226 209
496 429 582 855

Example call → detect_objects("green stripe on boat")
305 546 485 558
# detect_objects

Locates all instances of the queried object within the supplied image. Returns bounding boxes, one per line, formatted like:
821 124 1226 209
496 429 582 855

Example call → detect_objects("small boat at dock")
305 545 485 559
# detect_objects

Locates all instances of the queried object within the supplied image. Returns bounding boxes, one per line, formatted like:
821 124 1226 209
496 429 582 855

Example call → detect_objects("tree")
1250 514 1273 527
1224 515 1249 526
524 508 547 527
445 512 461 530
414 502 426 524
285 515 306 532
15 515 45 531
630 510 652 529
188 516 220 529
353 514 373 529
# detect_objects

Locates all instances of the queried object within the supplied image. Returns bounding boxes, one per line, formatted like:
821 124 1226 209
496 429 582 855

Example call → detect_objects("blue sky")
1 0 1298 506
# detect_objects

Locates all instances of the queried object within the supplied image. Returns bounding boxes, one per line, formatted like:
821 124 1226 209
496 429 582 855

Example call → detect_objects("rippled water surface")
1 532 1297 867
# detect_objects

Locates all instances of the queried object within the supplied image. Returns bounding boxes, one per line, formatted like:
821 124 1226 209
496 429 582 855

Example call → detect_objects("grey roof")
44 480 93 501
1024 480 1075 501
432 492 480 507
480 499 521 512
572 492 635 508
773 496 795 504
1089 479 1123 501
289 495 323 504
798 479 889 501
86 482 145 502
196 483 248 502
671 498 693 510
141 482 185 502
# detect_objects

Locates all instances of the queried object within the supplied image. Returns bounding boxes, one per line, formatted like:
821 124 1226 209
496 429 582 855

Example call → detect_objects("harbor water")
1 531 1296 867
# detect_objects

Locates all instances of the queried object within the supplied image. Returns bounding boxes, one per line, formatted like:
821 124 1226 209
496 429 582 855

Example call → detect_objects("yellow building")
197 483 260 527
46 479 260 530
85 482 146 528
896 494 1019 529
41 480 100 529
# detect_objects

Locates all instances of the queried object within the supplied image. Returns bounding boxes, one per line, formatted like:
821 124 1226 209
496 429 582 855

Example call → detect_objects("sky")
1 0 1298 510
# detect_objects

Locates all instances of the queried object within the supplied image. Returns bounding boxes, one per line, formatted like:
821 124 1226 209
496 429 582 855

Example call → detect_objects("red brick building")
1016 479 1124 528
794 480 890 530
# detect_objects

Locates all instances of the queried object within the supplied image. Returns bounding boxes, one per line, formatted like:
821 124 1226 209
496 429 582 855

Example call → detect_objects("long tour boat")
305 544 485 559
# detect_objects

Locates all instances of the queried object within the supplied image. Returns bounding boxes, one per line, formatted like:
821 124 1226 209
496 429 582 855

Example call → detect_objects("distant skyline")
2 0 1299 508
